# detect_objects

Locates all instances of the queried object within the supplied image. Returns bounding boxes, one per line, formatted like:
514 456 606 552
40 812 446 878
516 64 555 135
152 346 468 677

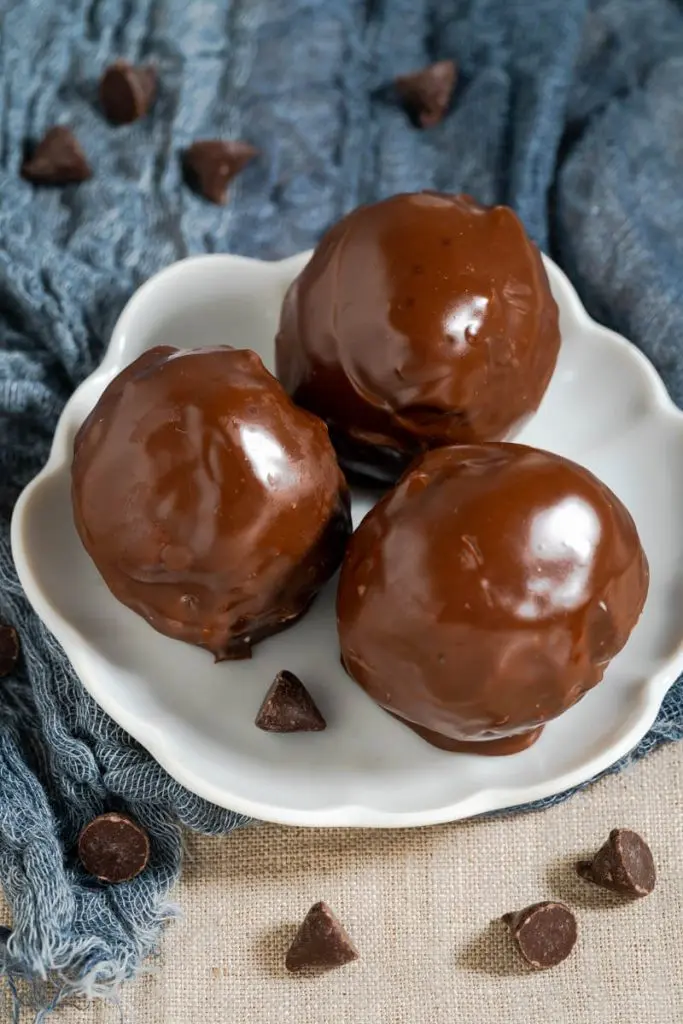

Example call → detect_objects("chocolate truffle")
72 346 351 659
337 443 649 754
276 193 560 484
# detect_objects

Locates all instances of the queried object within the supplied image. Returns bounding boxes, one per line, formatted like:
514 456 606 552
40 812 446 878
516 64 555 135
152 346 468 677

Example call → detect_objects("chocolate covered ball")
276 192 560 483
337 444 648 754
72 346 351 659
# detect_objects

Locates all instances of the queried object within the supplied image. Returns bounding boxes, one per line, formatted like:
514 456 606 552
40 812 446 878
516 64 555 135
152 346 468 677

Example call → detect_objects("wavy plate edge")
10 252 683 827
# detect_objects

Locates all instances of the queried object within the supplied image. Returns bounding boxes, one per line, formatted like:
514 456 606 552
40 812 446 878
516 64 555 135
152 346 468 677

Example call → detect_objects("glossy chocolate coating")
72 346 351 659
276 193 560 483
337 444 649 754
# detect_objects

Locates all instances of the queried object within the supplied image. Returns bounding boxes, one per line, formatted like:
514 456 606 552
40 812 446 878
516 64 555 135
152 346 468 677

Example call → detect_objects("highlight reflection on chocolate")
276 193 561 483
337 444 649 754
72 346 351 659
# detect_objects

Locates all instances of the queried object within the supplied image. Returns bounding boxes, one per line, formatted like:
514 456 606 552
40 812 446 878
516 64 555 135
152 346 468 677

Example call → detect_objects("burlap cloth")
2 742 681 1023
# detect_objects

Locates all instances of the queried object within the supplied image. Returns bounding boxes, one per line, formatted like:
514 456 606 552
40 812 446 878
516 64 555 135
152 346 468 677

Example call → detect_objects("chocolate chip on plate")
183 140 259 205
21 127 92 185
286 901 359 973
503 901 577 970
0 624 19 678
78 812 150 883
255 670 326 733
577 828 656 897
394 59 457 128
100 59 157 125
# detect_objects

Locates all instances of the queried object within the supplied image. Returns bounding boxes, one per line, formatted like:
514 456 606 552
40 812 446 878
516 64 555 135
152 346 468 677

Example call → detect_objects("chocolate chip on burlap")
0 624 19 677
100 59 157 124
78 813 150 883
21 127 92 185
577 828 656 897
183 140 259 204
255 670 326 732
394 59 457 128
286 901 359 972
502 901 577 969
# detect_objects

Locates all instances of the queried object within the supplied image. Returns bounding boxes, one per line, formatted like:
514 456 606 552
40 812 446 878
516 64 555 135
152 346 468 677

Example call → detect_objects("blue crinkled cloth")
1 0 683 1014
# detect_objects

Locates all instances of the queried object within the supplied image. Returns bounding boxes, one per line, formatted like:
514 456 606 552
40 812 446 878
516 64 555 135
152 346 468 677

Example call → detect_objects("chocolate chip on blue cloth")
78 813 150 883
394 59 457 128
21 126 91 185
0 624 19 677
503 902 577 970
255 670 326 732
285 902 359 972
577 828 656 897
100 59 157 125
183 140 259 205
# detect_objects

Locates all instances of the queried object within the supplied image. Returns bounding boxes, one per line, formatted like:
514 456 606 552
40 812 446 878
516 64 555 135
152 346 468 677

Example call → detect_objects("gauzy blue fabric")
1 0 683 1014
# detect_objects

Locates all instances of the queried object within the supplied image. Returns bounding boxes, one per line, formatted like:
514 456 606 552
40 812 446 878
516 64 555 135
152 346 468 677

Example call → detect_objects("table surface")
2 742 681 1023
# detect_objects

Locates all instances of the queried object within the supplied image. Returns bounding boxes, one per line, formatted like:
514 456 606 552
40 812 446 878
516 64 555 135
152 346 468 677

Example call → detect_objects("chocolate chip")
0 625 19 678
502 901 577 970
183 140 259 205
395 59 457 128
286 901 359 972
100 59 157 125
577 828 656 897
78 812 150 883
21 127 92 185
255 670 326 732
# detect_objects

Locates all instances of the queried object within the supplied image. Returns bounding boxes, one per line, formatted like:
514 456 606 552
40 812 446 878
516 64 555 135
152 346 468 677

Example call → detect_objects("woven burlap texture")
2 742 681 1023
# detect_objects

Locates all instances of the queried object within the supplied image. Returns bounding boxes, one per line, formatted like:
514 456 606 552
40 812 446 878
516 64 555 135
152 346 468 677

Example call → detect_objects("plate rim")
11 250 683 828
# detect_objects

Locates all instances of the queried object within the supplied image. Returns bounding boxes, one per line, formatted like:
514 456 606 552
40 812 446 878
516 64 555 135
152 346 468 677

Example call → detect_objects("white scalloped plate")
11 251 683 827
